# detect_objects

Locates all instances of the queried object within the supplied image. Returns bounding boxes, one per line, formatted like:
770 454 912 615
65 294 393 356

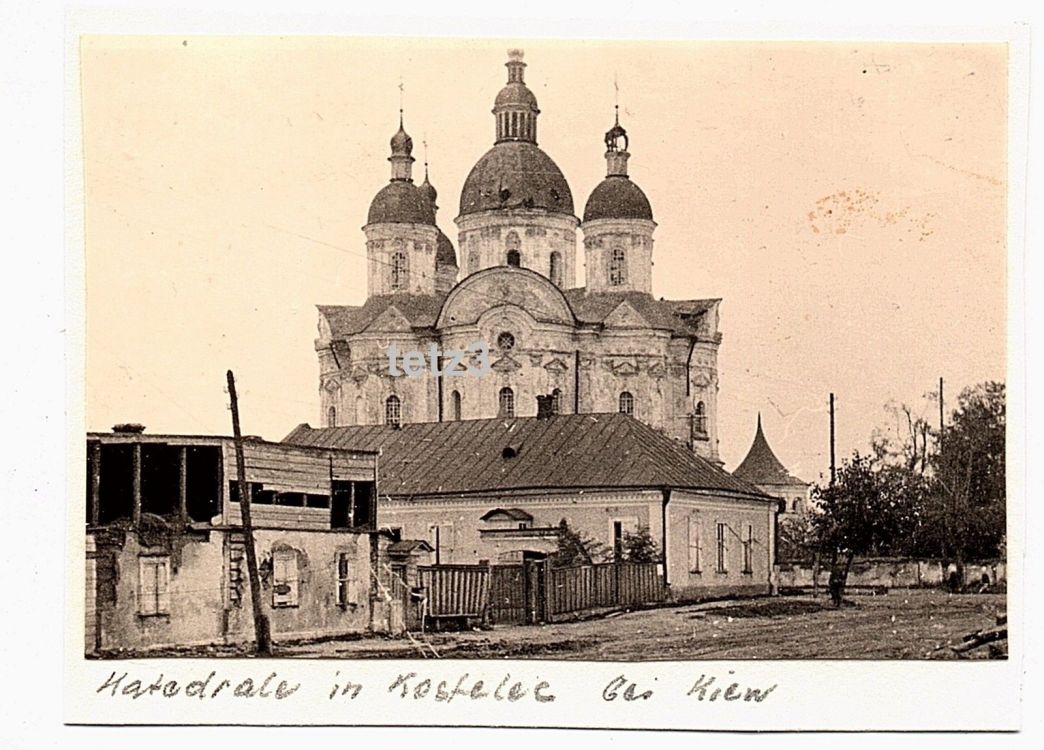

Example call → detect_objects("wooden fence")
546 562 665 619
409 561 665 629
418 564 491 622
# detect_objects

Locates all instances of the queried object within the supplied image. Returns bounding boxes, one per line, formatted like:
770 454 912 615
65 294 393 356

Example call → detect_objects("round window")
497 332 515 351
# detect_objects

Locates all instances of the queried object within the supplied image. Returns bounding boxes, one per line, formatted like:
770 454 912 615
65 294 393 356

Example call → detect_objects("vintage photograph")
80 37 1008 663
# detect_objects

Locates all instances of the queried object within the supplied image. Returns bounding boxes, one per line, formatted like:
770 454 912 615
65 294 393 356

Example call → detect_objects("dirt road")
279 590 1005 660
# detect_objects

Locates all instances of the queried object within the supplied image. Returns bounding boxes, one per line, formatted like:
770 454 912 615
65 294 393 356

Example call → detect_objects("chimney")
112 423 146 434
536 394 554 420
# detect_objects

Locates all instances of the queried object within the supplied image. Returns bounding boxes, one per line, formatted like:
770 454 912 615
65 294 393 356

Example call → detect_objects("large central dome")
459 141 574 217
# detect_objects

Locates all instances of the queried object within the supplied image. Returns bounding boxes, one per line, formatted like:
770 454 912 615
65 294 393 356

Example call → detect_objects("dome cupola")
494 49 540 144
583 110 654 222
367 114 435 226
581 109 656 294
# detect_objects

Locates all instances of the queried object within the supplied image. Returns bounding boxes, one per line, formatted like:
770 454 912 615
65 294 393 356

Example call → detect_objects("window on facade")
390 251 409 291
499 387 515 418
716 522 728 573
497 332 515 351
384 395 401 426
693 401 708 435
551 388 561 415
506 231 521 267
468 249 479 274
451 390 462 421
793 498 803 514
609 246 627 286
138 556 170 616
743 524 754 573
336 552 358 608
326 405 336 428
688 515 702 573
355 396 366 424
549 251 562 285
619 391 635 417
271 549 299 607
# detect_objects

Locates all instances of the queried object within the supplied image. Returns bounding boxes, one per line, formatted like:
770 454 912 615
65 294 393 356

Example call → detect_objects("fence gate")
488 564 527 625
418 564 492 626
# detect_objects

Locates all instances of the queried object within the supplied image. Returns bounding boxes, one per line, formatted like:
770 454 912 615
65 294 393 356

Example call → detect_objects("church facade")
315 50 722 462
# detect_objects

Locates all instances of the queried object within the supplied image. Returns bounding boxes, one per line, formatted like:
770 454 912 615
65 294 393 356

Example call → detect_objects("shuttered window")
336 552 361 607
743 524 754 573
687 515 702 573
272 549 299 607
716 522 727 573
138 556 170 616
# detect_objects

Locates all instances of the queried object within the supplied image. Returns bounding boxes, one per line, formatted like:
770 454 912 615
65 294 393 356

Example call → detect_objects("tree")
551 518 609 567
776 513 817 562
927 382 1006 578
620 525 660 563
810 453 912 606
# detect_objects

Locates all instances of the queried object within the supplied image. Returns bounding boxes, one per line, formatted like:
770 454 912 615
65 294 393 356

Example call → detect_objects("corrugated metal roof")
732 415 808 487
284 413 767 501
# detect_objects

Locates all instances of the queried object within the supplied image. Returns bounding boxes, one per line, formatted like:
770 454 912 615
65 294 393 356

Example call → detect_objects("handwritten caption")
95 669 778 706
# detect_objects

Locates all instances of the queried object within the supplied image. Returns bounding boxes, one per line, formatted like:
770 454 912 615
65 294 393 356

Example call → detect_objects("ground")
272 589 1005 661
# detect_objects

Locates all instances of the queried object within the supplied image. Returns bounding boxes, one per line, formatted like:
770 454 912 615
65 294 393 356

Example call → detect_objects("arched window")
326 405 336 427
551 388 561 415
355 396 365 424
499 387 515 418
619 391 634 417
609 246 627 286
549 251 562 285
793 499 803 514
506 231 521 267
385 395 401 426
693 401 707 435
390 251 409 291
451 390 462 421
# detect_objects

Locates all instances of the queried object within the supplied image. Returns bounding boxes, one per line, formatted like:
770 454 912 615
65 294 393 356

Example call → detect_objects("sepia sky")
80 37 1008 480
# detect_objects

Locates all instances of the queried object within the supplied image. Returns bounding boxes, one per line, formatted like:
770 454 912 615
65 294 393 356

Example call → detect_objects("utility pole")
227 370 272 656
829 392 836 485
939 376 945 441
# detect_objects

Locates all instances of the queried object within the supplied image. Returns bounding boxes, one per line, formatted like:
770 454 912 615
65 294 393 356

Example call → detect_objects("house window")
716 522 727 573
743 524 754 573
385 395 401 426
451 390 462 421
793 498 803 514
549 251 562 285
506 231 521 267
609 246 626 286
326 405 336 427
336 552 358 608
551 388 561 415
693 401 707 435
687 516 702 573
619 391 634 417
138 556 170 616
390 250 409 291
499 387 515 418
468 249 479 274
497 332 516 351
272 549 299 608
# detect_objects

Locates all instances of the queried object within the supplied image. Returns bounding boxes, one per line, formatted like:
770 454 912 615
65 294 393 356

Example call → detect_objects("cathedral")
315 49 723 462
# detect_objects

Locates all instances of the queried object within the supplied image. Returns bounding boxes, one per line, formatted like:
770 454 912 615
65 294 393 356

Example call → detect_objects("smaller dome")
583 176 653 222
435 229 457 267
420 176 438 209
367 181 435 225
390 123 413 157
494 82 539 110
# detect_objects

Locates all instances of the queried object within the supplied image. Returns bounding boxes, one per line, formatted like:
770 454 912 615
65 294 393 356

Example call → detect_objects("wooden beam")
89 441 101 526
178 446 188 524
131 443 142 526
